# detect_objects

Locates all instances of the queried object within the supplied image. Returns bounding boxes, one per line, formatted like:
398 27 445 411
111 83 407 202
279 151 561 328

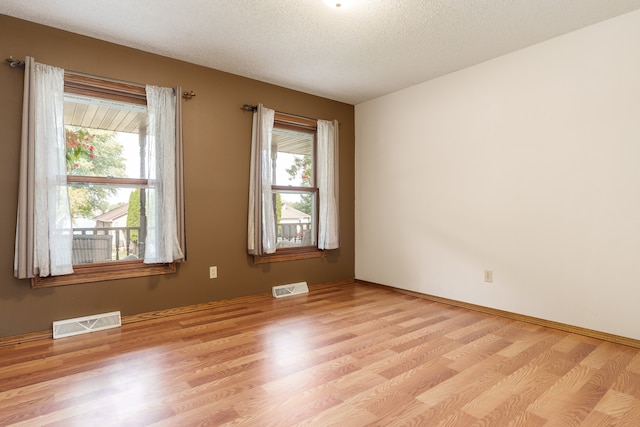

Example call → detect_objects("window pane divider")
272 185 318 192
67 176 148 186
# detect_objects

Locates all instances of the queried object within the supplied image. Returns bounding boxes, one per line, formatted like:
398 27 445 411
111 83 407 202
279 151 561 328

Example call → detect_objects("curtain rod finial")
5 56 25 68
182 90 196 101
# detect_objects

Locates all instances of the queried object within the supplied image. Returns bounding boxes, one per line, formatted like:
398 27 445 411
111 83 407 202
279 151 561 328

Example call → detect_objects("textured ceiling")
3 0 640 105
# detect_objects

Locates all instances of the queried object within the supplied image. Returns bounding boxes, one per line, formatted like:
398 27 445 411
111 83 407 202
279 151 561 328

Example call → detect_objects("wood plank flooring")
1 283 639 426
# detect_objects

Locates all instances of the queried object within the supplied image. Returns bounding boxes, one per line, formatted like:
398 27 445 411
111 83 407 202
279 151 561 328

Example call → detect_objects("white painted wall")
355 10 640 340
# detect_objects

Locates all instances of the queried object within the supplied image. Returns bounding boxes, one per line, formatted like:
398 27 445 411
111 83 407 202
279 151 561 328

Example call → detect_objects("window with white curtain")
14 57 186 287
248 104 339 263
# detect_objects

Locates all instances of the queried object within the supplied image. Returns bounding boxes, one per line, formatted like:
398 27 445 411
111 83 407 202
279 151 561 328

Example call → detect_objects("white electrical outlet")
484 270 493 283
209 266 217 279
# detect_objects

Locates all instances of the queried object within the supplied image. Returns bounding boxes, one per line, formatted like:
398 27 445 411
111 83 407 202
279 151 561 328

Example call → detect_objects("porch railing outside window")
72 226 142 264
277 222 311 245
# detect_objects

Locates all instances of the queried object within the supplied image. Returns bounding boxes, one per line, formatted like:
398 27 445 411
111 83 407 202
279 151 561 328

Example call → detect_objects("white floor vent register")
53 311 122 339
272 282 309 298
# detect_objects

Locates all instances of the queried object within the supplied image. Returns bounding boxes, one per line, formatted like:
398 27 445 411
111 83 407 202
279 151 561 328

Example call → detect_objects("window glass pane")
273 191 316 248
64 94 149 265
272 127 314 187
64 94 148 179
69 185 146 264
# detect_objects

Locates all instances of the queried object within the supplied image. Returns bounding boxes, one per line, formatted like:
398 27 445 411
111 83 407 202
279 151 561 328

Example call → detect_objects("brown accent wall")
0 15 355 337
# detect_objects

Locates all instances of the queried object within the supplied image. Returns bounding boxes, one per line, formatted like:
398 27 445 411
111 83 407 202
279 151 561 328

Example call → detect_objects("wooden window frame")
32 262 176 288
253 113 326 264
32 73 176 288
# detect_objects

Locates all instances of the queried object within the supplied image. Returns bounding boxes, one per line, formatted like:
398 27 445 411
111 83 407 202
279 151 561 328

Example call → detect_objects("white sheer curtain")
247 104 276 255
317 119 340 250
14 57 74 278
144 85 185 263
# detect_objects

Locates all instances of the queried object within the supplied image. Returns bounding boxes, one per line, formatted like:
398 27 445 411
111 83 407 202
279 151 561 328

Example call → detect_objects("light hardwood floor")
1 282 639 426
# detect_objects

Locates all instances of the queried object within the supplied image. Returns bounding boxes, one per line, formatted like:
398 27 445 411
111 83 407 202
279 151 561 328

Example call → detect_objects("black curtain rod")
5 56 196 100
242 103 325 124
4 56 146 88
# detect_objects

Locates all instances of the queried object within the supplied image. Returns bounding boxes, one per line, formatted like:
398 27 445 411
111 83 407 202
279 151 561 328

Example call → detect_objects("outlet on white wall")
484 270 493 283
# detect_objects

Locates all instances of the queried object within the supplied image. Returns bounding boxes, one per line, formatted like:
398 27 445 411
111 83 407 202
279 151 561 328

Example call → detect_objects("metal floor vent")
53 311 121 339
272 282 309 298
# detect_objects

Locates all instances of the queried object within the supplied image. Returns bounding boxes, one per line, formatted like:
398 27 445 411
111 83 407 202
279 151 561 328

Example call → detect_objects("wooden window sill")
31 261 176 288
253 249 326 264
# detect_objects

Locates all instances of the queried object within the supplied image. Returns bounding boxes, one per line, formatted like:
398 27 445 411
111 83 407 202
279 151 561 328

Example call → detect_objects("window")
14 58 186 287
248 105 339 263
272 117 318 250
64 82 149 267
